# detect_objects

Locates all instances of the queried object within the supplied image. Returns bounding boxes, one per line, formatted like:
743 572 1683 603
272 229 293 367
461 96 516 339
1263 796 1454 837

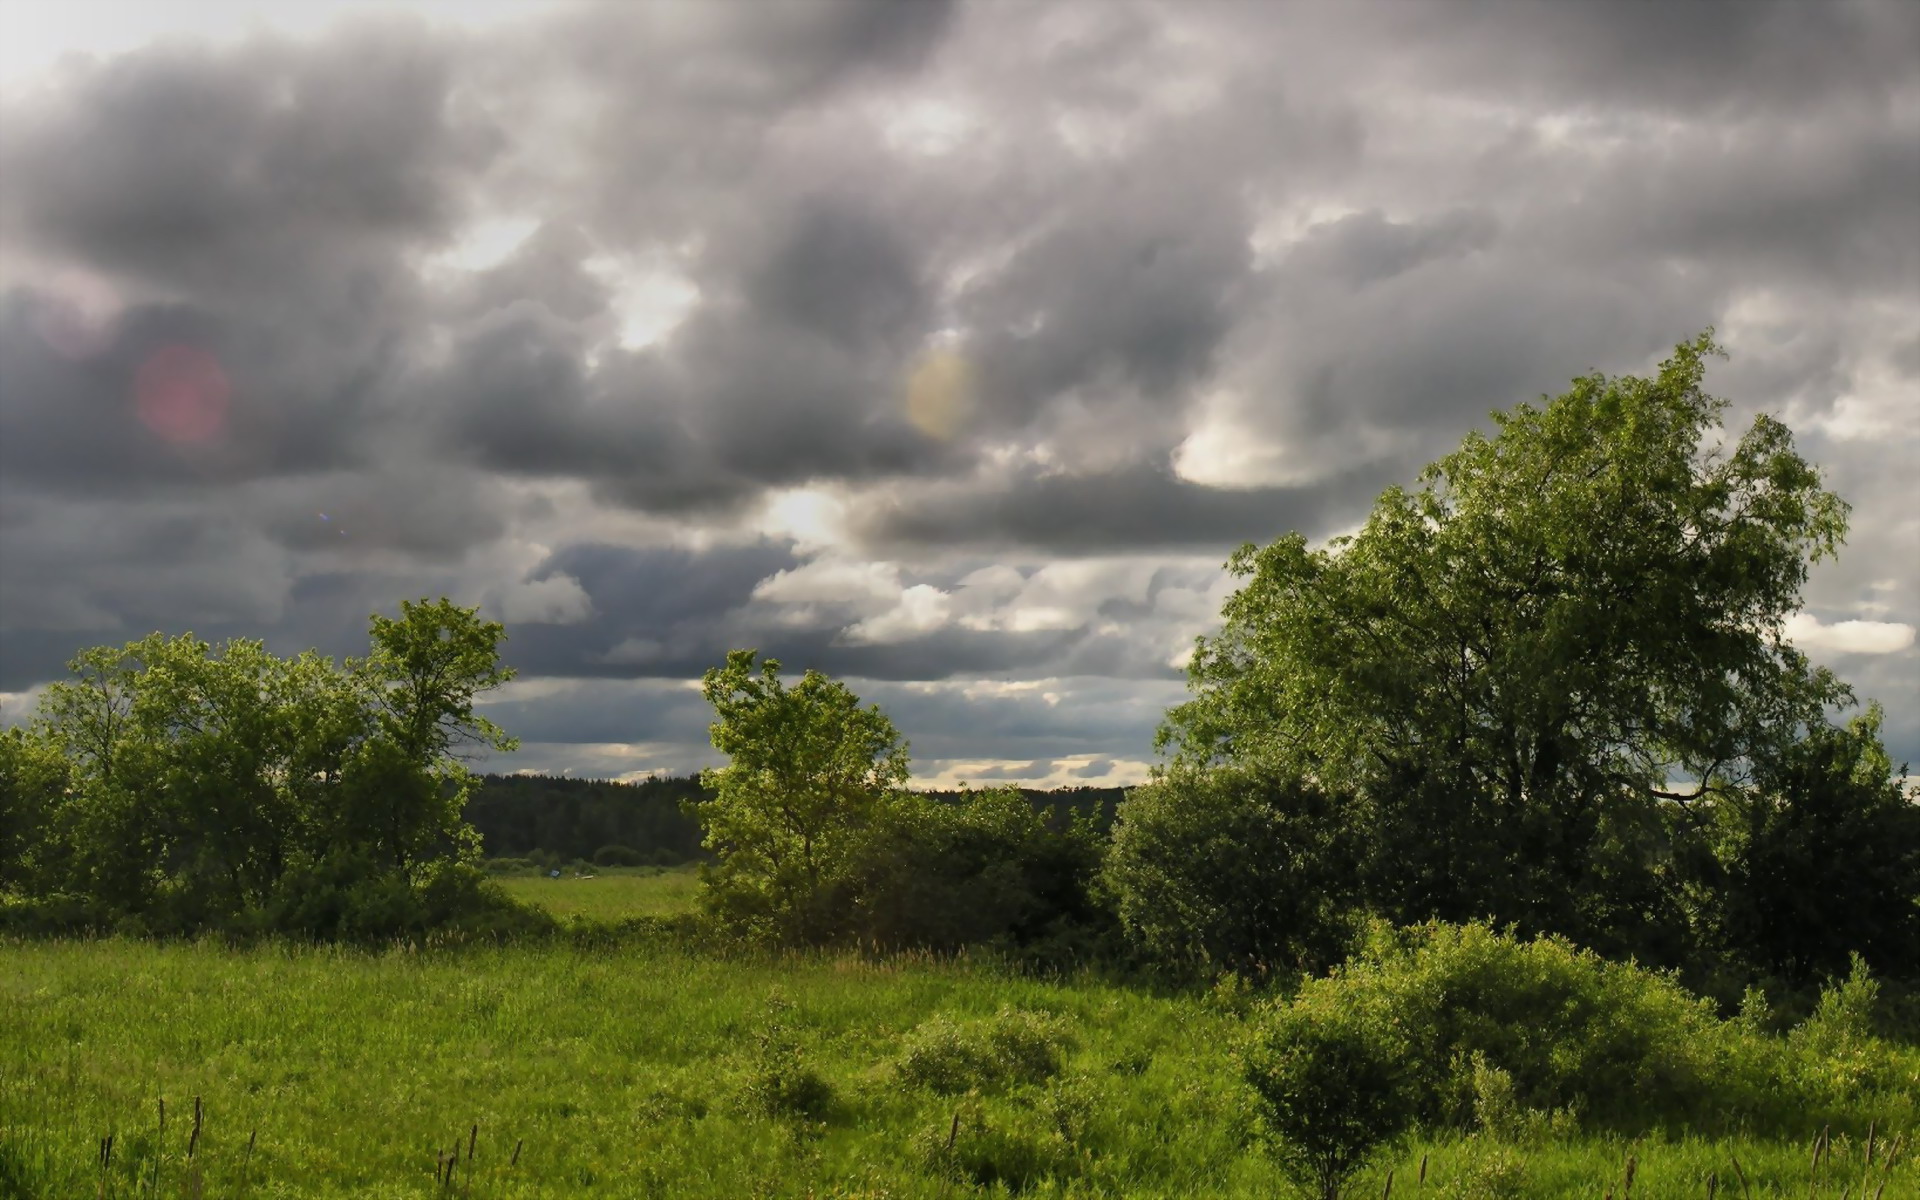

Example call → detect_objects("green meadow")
493 865 705 923
2 933 1914 1199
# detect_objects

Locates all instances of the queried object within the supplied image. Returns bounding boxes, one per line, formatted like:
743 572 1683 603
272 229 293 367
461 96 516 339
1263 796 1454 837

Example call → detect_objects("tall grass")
1 937 1914 1197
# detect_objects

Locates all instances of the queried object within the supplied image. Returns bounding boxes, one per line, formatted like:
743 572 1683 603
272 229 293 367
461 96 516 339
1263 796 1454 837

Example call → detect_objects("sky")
0 0 1915 787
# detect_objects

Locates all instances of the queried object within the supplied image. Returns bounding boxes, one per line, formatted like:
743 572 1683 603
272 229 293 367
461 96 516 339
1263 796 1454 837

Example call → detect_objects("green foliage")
1163 334 1858 964
855 784 1107 956
1258 922 1912 1138
1689 705 1920 986
693 653 1103 953
740 995 836 1121
0 726 69 896
1104 765 1359 977
1789 954 1892 1095
1432 1139 1530 1200
695 650 909 944
7 597 526 939
1241 999 1415 1199
896 1008 1075 1095
917 1101 1077 1192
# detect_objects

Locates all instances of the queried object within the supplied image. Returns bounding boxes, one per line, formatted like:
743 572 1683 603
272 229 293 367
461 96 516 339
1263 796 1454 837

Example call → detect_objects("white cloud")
846 584 952 644
1786 612 1916 655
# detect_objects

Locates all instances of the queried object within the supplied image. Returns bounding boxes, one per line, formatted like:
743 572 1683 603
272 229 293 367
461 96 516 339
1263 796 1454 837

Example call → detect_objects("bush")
897 1008 1075 1095
740 996 835 1120
853 787 1108 957
1103 766 1359 978
258 854 553 944
591 844 646 868
1272 922 1837 1135
1241 1000 1414 1200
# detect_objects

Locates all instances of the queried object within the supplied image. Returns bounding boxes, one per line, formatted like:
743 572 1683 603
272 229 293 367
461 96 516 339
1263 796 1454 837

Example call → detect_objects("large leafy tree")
1161 334 1854 955
695 650 910 943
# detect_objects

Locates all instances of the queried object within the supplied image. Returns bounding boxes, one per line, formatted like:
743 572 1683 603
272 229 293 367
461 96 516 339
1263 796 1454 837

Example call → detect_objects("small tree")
357 598 518 873
1243 1001 1414 1199
695 650 908 944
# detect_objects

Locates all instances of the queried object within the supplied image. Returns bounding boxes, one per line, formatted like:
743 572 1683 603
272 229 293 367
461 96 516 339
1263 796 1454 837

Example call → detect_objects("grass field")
2 936 1914 1198
493 865 704 922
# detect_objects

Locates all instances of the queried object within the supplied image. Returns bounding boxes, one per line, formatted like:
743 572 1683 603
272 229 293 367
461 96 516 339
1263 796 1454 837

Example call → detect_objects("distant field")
494 864 703 922
3 938 1912 1198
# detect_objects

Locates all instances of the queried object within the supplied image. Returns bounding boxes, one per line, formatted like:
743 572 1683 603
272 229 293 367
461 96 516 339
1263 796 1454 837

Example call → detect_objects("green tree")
1243 1000 1414 1200
1695 705 1920 986
17 599 521 929
355 598 518 874
0 726 70 896
1164 333 1853 957
695 650 909 943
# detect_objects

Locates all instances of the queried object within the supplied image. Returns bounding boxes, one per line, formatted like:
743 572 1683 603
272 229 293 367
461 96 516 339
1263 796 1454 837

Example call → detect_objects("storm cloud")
2 0 1915 779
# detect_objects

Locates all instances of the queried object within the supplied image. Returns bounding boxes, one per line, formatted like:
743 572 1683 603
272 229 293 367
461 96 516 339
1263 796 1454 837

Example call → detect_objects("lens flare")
134 345 230 445
905 347 974 440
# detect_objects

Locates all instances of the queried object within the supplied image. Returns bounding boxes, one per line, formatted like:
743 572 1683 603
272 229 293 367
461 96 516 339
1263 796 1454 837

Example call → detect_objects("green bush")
897 1008 1075 1095
1103 766 1359 978
853 786 1108 957
1266 922 1859 1136
257 854 553 944
739 996 835 1121
1241 999 1414 1200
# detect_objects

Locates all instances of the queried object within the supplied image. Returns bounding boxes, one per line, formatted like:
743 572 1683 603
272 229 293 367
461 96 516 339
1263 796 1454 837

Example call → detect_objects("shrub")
257 854 552 944
740 996 835 1121
855 786 1108 957
1103 766 1359 978
591 844 646 868
1279 922 1790 1134
1434 1139 1530 1200
1790 954 1892 1095
897 1008 1075 1095
1241 1000 1414 1200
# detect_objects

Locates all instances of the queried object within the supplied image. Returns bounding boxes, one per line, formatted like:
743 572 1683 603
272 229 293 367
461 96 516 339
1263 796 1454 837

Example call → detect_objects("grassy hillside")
3 937 1913 1198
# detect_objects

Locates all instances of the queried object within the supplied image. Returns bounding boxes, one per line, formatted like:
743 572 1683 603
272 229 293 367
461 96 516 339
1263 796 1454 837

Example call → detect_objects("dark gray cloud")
2 0 1914 775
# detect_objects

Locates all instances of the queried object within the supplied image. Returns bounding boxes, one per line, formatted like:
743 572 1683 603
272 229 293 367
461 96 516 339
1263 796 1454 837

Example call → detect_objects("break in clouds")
1 0 1916 784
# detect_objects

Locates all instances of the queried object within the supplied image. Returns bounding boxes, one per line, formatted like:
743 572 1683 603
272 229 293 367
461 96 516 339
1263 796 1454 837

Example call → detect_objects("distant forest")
466 773 1128 867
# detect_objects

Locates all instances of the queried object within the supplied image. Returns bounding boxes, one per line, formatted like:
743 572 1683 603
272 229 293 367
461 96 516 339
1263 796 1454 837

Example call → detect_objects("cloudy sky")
1 0 1915 786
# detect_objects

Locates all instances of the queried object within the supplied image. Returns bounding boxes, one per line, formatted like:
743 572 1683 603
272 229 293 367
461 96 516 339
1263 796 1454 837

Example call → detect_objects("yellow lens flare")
904 347 974 440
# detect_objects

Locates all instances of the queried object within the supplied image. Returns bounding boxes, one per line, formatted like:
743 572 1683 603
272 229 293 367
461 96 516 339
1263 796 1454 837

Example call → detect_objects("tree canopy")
1141 333 1909 976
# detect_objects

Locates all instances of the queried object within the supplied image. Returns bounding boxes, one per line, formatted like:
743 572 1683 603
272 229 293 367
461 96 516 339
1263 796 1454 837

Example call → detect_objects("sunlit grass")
494 865 703 922
0 938 1913 1197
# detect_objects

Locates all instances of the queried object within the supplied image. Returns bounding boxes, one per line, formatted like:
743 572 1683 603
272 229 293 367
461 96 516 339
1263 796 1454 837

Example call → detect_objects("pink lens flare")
134 344 231 445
